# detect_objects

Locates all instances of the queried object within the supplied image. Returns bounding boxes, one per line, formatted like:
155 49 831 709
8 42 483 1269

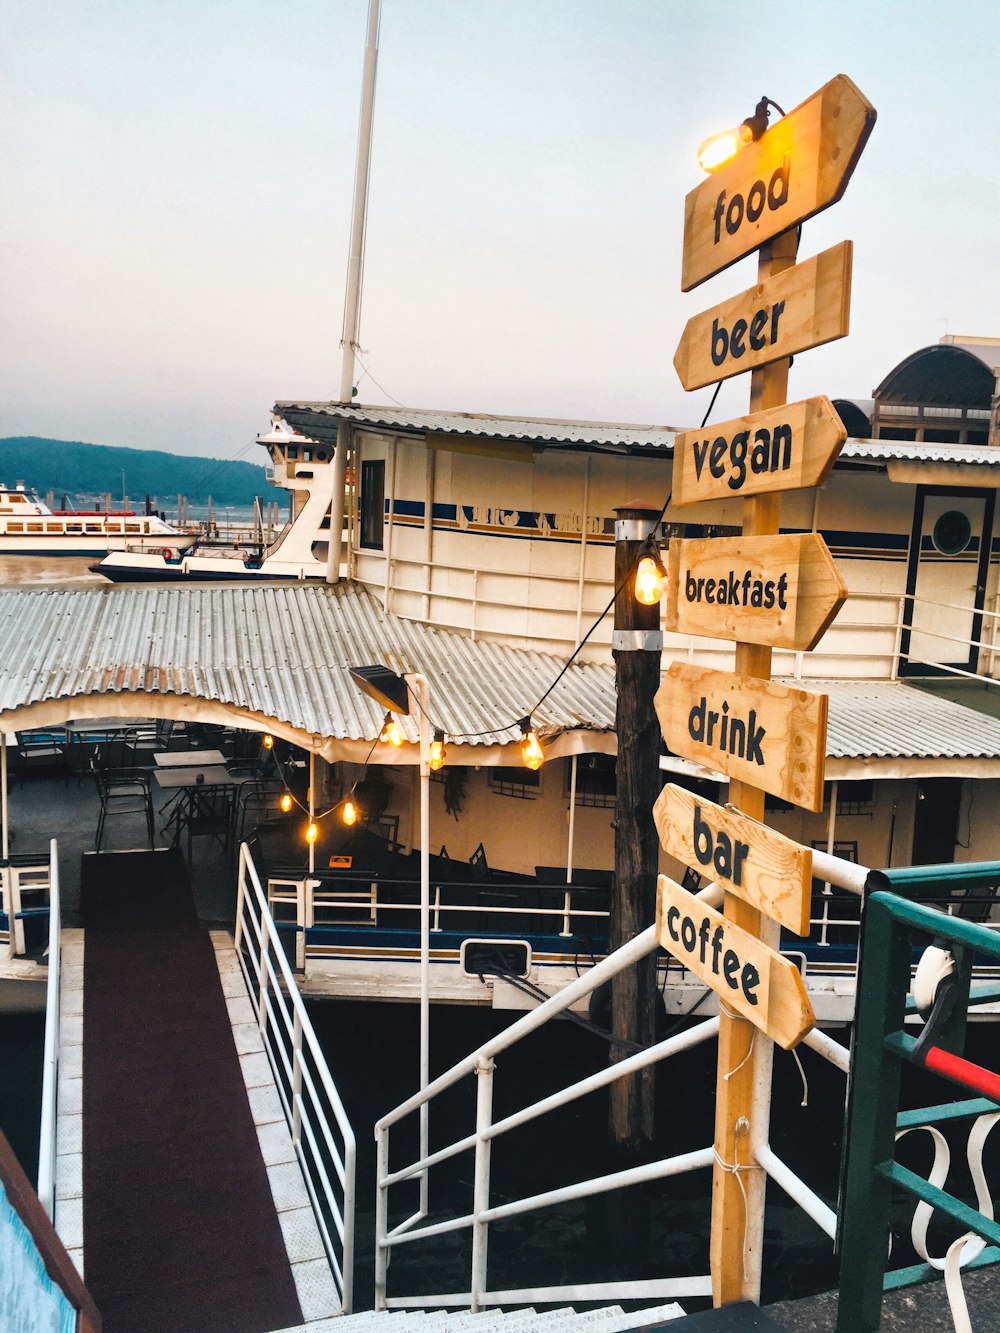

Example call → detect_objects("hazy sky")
3 1 998 462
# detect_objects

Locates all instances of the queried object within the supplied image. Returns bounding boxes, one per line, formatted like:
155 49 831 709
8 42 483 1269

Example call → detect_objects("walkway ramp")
76 848 307 1332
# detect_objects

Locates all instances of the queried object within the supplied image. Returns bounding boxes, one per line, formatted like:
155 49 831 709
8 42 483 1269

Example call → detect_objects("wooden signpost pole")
710 226 798 1305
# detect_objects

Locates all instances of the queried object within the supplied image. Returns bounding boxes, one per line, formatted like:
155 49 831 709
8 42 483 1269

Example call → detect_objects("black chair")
469 842 491 882
186 785 235 862
92 762 154 851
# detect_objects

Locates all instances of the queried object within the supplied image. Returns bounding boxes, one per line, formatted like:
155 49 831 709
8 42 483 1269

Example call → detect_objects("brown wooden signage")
663 532 847 652
654 662 828 811
671 396 846 506
681 74 876 292
656 874 815 1047
673 241 853 393
653 784 813 935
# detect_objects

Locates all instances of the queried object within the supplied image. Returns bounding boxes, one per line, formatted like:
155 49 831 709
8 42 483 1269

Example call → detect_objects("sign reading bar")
681 74 876 291
673 241 853 393
672 396 846 506
663 532 847 652
653 784 813 935
654 662 828 811
656 874 815 1047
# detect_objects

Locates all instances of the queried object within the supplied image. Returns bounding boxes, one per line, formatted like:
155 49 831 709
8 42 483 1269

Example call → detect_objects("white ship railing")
234 844 357 1313
36 839 60 1220
373 852 871 1313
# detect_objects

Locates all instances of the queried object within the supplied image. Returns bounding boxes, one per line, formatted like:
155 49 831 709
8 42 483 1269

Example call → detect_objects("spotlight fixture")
429 730 447 771
634 536 668 606
519 718 544 771
696 95 786 174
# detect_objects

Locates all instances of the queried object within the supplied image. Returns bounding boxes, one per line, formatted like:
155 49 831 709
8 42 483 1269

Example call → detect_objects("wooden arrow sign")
656 874 815 1048
681 73 876 291
671 396 846 506
654 662 828 811
674 241 853 393
653 784 813 935
663 532 847 651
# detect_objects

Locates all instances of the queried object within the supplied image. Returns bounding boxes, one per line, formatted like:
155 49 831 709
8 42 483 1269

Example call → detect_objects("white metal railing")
234 845 357 1313
373 854 870 1313
36 839 60 1220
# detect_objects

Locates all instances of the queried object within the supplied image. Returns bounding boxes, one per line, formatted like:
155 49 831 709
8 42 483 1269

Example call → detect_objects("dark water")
0 1013 44 1186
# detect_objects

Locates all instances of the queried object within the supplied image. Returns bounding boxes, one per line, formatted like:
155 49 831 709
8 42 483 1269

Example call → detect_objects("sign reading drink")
672 396 846 506
654 662 828 812
663 532 847 652
653 784 813 935
656 874 815 1048
681 74 876 291
673 241 853 392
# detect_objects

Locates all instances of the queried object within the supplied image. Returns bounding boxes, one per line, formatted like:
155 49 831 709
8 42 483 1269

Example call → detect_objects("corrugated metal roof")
821 681 1000 760
273 401 1000 468
0 582 616 758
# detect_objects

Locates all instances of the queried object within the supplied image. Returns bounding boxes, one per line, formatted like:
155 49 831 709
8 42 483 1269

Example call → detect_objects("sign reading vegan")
654 662 828 811
681 74 876 291
672 396 846 506
656 874 815 1048
653 784 813 935
673 241 853 392
663 532 847 652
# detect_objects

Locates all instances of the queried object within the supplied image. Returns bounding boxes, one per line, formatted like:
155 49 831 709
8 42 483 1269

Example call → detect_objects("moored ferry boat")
0 482 195 557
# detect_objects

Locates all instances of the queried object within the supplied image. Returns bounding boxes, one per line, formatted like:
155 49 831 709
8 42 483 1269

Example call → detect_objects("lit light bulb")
279 792 293 813
380 714 404 747
305 821 319 844
520 728 544 771
262 734 275 749
341 798 358 827
696 122 753 173
429 731 446 771
635 555 666 606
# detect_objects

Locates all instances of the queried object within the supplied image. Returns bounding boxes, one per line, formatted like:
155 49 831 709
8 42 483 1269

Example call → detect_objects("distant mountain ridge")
0 437 268 508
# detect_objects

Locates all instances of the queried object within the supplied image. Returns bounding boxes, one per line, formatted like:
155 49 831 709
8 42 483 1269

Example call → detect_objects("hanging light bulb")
634 538 668 606
262 734 275 749
279 791 293 813
519 718 544 771
304 821 319 844
379 712 404 746
695 97 782 174
429 730 447 771
341 796 359 827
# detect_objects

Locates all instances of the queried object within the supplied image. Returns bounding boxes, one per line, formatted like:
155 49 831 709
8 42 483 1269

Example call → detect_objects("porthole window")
932 510 972 556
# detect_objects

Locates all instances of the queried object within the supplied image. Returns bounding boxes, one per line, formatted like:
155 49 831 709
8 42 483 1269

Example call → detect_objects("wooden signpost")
662 72 874 1307
655 662 829 812
681 73 877 291
673 241 853 392
653 784 813 935
656 874 815 1048
671 396 846 506
663 531 847 651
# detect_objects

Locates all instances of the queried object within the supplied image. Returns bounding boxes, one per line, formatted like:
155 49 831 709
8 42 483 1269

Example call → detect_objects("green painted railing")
836 890 1000 1332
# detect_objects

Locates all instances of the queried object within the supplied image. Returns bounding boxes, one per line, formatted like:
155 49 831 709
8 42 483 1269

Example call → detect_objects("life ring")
162 547 177 561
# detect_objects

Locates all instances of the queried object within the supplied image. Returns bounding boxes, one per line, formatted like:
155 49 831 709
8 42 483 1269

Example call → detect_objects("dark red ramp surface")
81 849 302 1332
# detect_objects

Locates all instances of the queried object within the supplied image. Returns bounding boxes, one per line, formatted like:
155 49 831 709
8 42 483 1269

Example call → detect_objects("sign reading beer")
663 532 847 652
654 662 828 811
653 784 813 934
673 241 853 393
672 396 846 506
656 874 815 1048
681 74 876 291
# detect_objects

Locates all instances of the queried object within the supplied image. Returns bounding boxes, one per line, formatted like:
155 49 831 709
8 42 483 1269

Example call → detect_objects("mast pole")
328 0 381 583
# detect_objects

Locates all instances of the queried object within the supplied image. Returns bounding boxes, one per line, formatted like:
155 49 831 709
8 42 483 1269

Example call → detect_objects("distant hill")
0 437 268 508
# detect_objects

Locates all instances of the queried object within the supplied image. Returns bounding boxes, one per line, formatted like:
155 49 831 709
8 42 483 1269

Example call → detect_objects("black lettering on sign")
712 157 790 247
692 803 750 886
689 422 793 491
711 303 785 367
684 568 789 610
664 902 761 1004
688 695 766 767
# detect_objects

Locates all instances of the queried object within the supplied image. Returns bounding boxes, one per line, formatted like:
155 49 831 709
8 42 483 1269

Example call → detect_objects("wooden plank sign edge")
663 531 848 652
654 661 829 812
673 241 853 393
656 874 816 1048
653 783 813 935
681 73 876 291
671 395 847 507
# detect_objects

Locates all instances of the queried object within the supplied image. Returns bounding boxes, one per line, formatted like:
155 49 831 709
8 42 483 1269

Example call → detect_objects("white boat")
90 422 333 582
0 481 195 557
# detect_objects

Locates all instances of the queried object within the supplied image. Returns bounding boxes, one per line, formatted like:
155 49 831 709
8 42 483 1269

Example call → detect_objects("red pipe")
924 1045 1000 1103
